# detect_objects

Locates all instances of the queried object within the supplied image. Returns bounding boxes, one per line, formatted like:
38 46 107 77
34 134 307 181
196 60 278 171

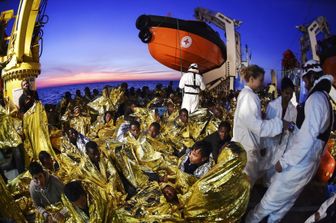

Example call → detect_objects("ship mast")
296 16 330 64
194 7 243 90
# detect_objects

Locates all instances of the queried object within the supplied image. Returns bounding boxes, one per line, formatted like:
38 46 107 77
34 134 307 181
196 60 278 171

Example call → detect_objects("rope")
176 19 183 76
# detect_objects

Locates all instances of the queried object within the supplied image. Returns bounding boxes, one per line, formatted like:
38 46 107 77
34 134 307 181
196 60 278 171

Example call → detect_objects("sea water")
38 80 179 104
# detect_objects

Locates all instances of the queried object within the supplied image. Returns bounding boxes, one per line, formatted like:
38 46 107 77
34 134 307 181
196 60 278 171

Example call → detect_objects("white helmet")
301 59 323 78
188 63 199 74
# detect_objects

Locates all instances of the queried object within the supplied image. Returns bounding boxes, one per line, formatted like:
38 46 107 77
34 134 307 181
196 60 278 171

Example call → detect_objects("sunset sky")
2 0 336 87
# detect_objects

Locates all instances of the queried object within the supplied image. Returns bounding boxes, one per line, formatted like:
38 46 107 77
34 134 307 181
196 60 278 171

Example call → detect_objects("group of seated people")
0 81 251 222
2 70 336 222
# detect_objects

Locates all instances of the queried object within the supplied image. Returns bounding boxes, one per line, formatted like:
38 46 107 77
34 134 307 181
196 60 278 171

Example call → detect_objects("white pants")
245 149 262 187
245 161 319 223
181 94 199 114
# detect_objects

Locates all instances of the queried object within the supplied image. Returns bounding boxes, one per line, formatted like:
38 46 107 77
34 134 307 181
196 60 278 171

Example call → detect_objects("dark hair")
219 121 231 132
84 87 90 93
150 122 160 131
192 141 211 158
38 151 51 163
64 91 72 99
85 141 98 153
29 161 44 175
121 82 128 89
179 108 188 115
242 65 265 82
105 111 113 116
124 108 134 122
64 181 86 202
207 101 215 108
281 77 295 91
130 120 141 129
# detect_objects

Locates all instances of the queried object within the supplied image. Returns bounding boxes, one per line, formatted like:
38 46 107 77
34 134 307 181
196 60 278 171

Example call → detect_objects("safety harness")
184 73 201 95
296 79 334 143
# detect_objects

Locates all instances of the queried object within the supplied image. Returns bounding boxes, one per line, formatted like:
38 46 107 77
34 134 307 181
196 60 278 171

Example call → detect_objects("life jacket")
296 78 334 143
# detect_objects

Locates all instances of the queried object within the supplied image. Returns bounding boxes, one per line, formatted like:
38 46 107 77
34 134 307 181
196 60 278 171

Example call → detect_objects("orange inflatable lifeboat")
136 15 227 73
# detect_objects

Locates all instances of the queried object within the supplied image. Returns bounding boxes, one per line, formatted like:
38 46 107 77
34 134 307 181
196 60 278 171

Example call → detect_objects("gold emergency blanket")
132 136 166 171
23 101 55 160
162 109 178 125
62 182 115 223
112 144 150 189
113 182 183 222
69 115 91 136
109 87 125 108
55 153 82 181
6 171 35 215
188 108 210 140
34 202 65 223
133 107 159 130
0 105 22 149
0 176 27 222
163 118 195 150
87 88 115 116
145 136 177 166
78 154 126 207
189 108 222 141
183 142 250 222
89 119 116 139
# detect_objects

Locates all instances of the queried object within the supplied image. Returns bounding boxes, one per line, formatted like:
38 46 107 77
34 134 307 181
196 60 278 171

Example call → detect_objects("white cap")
188 63 199 74
301 59 323 77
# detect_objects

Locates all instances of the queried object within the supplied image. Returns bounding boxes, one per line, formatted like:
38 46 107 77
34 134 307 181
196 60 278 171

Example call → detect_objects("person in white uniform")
246 60 334 223
232 65 284 186
179 63 205 114
260 77 297 186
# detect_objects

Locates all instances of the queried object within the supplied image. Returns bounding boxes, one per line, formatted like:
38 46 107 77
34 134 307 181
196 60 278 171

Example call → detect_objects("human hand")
282 120 290 131
288 122 295 132
275 161 282 173
52 212 65 222
314 211 320 221
46 214 54 223
159 175 168 183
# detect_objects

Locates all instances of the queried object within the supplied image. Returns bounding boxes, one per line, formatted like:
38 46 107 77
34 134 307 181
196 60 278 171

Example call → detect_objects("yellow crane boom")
0 0 47 106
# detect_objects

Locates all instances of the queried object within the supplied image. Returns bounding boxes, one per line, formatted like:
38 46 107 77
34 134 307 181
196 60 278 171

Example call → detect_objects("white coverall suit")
232 86 283 186
179 72 205 114
260 96 297 186
246 79 333 223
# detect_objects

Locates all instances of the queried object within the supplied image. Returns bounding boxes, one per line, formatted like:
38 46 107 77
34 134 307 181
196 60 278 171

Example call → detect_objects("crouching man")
29 161 66 222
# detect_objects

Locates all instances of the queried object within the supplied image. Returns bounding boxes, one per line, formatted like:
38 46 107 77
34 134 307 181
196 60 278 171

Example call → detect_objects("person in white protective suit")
179 63 205 114
232 65 284 186
260 77 297 186
246 60 334 223
305 193 336 223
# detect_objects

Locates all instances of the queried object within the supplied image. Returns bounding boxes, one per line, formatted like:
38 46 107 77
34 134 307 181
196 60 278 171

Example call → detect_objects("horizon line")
37 77 180 89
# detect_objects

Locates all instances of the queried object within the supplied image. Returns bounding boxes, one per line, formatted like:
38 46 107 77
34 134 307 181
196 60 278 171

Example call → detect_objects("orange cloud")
37 71 181 87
